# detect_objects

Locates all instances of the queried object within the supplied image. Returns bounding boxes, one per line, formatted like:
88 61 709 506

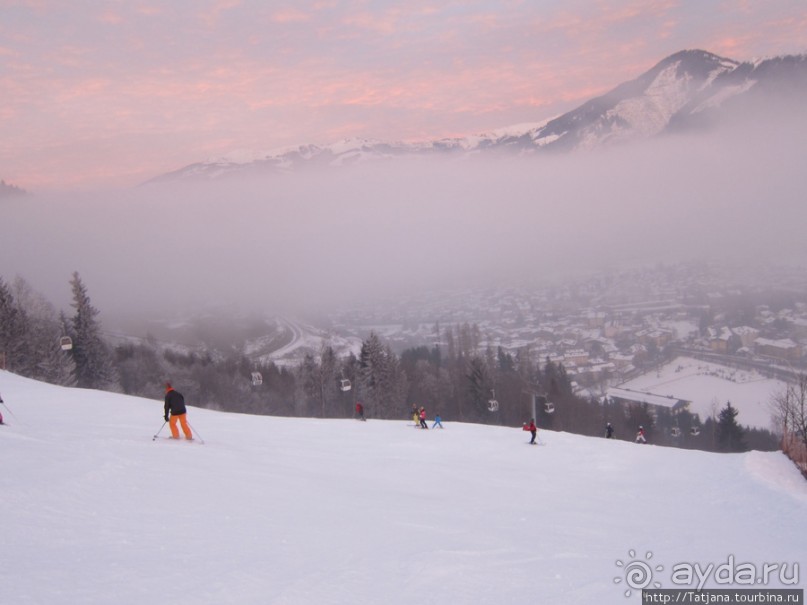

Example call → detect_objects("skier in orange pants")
164 383 193 440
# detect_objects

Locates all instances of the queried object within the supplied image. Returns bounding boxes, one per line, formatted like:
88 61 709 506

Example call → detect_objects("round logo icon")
614 549 664 597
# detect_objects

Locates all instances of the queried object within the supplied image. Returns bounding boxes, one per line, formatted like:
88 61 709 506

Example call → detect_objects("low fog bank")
2 113 806 325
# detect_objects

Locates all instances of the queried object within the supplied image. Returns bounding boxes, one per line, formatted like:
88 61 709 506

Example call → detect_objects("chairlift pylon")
533 394 554 414
59 336 73 351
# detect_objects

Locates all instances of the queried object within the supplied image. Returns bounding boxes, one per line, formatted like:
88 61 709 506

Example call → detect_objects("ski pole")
187 421 205 445
152 421 167 441
1 400 22 424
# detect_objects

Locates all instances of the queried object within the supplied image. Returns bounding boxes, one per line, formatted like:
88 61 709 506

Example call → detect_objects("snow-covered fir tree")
68 272 118 390
11 277 75 386
0 277 30 373
358 331 408 419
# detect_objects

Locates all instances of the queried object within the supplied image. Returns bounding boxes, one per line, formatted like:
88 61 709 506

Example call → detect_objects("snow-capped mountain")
148 49 807 183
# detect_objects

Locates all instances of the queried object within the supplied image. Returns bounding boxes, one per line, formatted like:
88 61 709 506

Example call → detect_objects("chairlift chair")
340 379 352 392
690 426 701 436
251 372 263 386
59 336 73 351
544 401 555 414
671 426 681 438
487 389 499 412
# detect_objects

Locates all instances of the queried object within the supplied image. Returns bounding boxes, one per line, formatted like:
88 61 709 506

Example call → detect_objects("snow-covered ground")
619 357 786 430
1 369 804 605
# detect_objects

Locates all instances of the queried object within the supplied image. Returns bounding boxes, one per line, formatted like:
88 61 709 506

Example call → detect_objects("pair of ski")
152 421 205 444
154 436 199 443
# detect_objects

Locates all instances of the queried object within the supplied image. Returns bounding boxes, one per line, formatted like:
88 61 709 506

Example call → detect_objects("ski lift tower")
524 390 552 418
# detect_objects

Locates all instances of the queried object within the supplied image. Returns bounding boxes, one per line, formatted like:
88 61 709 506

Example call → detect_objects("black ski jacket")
164 389 187 416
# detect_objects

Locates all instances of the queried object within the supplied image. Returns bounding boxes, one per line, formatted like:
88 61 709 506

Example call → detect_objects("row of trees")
1 274 78 386
0 273 789 454
770 374 807 475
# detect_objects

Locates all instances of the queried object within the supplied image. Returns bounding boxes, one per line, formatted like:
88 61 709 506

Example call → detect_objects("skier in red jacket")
635 425 647 444
523 418 537 444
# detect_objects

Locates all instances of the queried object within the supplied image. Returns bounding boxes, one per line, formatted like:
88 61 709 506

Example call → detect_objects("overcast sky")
2 0 806 190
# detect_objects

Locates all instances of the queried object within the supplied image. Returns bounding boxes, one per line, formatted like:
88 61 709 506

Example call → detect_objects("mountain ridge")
147 49 807 183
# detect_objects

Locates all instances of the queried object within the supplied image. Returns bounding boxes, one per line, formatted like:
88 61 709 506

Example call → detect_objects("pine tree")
358 331 386 417
466 355 490 416
0 277 31 373
381 344 408 419
716 401 746 452
318 344 340 418
68 272 118 390
296 353 320 416
357 332 407 419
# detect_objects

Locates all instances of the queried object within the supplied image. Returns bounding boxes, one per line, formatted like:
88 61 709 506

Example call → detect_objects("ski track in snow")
0 369 804 605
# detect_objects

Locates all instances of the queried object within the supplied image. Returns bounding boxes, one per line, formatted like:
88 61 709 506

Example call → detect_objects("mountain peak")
146 49 806 184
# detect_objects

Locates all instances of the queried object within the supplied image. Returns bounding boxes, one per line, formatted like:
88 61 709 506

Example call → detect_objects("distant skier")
419 407 429 429
164 383 193 440
523 418 538 444
605 422 614 439
635 425 647 444
355 401 366 421
0 393 4 425
411 404 419 427
432 413 444 429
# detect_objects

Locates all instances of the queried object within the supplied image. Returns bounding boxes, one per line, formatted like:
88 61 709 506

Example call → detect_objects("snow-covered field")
1 369 804 605
619 357 786 430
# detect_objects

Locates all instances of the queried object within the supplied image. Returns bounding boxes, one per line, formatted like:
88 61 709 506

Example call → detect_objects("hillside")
0 369 804 604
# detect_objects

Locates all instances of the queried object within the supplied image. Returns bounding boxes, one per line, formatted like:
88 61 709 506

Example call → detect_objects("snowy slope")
1 370 804 605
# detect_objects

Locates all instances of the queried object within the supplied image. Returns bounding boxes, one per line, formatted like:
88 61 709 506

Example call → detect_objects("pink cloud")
135 5 165 17
198 0 242 27
271 8 312 24
3 0 807 189
341 11 400 36
97 10 124 25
